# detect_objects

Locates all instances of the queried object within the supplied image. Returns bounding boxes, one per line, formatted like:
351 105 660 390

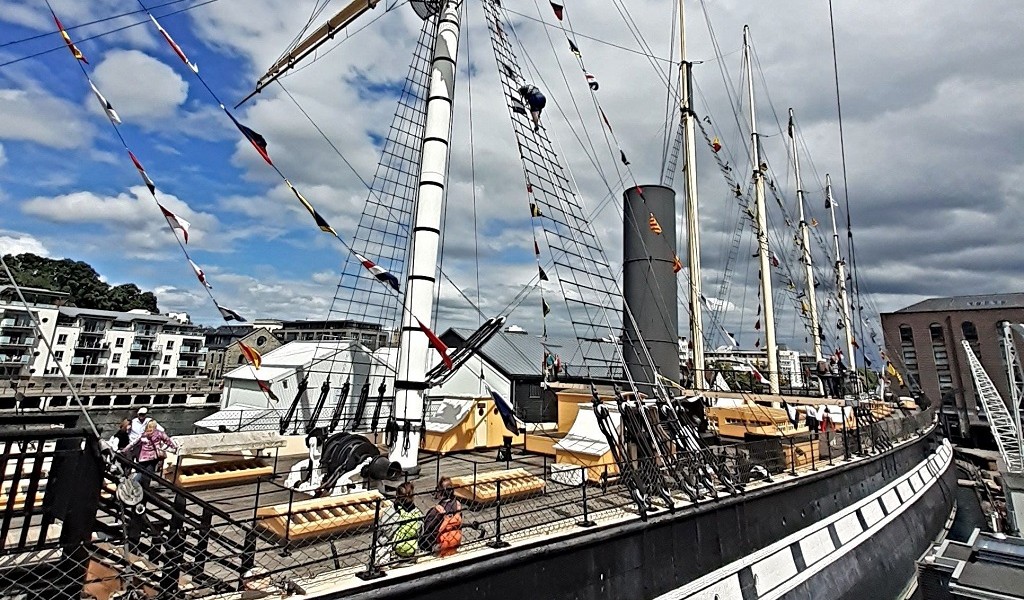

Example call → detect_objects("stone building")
202 326 281 379
881 293 1024 441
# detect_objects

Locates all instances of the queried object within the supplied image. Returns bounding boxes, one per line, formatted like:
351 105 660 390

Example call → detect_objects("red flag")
257 379 279 402
550 2 564 20
158 204 190 243
226 111 272 166
672 254 682 273
238 341 262 369
128 151 156 195
52 12 88 64
149 15 199 73
600 108 613 133
417 318 453 370
712 137 722 153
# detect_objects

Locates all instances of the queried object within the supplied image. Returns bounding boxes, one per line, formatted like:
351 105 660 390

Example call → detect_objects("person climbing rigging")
519 84 546 132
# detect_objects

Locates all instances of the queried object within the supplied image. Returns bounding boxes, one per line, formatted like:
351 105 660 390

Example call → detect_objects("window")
237 355 245 364
163 355 171 364
166 340 174 350
161 369 168 377
931 322 952 392
54 350 64 361
112 353 121 363
929 323 945 344
115 337 125 348
108 368 118 376
899 325 914 345
962 321 980 356
256 336 267 346
57 334 67 345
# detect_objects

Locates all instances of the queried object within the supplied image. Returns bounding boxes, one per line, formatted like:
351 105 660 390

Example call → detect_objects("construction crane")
962 338 1023 473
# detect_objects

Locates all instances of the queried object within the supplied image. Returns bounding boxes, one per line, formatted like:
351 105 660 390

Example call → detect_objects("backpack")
436 500 462 556
393 506 422 558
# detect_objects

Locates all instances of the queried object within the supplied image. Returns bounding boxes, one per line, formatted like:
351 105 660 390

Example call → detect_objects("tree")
1 253 159 312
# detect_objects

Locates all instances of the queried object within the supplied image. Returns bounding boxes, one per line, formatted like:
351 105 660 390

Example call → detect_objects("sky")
1 0 1022 360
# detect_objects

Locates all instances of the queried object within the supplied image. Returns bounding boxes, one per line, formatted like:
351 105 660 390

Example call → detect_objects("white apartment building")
40 307 206 378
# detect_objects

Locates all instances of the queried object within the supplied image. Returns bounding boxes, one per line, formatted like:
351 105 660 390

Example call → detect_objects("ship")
0 2 955 600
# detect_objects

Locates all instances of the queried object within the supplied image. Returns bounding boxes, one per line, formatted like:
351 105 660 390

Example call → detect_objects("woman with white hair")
123 419 177 485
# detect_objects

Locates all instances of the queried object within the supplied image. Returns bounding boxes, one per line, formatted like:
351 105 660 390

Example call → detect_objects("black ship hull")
340 427 952 600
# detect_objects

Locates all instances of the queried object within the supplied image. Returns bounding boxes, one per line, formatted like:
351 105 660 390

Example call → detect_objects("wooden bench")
255 490 387 542
451 468 545 505
171 457 272 490
0 481 46 512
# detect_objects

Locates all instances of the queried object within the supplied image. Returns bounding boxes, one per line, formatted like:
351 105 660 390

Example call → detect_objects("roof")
59 306 175 323
223 340 362 380
894 292 1024 314
444 328 581 379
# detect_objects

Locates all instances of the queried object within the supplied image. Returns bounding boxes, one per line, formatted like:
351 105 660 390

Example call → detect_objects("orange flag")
238 341 262 369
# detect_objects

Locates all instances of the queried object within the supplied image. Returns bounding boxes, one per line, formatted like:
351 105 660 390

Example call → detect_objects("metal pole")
390 0 464 473
788 109 822 368
357 497 386 580
827 174 857 372
488 480 510 549
743 26 779 393
679 0 705 387
789 437 796 476
579 466 595 527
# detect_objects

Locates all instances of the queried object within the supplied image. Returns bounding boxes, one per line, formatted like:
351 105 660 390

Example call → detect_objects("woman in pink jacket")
123 419 177 485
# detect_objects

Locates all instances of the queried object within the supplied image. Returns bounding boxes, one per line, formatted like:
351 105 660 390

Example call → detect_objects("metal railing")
0 407 935 599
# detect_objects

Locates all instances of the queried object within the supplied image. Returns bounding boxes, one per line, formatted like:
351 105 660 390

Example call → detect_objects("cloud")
0 231 50 257
0 88 93 149
20 186 220 257
0 143 6 167
90 50 189 121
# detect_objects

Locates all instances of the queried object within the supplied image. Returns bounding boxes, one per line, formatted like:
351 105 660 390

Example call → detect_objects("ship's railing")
0 407 935 599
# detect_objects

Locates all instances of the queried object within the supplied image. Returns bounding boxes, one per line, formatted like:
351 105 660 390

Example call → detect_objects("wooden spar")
237 0 381 106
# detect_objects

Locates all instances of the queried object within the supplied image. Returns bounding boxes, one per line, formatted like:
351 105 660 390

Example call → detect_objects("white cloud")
90 50 189 121
0 88 93 149
0 143 6 167
20 186 220 257
0 231 50 257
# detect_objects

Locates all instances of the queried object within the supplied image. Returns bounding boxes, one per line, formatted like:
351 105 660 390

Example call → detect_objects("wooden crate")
451 468 545 504
255 490 387 542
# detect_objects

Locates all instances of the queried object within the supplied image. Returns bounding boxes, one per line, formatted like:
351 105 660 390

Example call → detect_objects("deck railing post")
789 437 797 476
488 480 511 549
281 488 295 556
827 430 834 466
356 497 386 580
579 466 595 528
810 433 817 471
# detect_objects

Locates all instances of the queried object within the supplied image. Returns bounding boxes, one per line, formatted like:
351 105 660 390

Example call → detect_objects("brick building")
881 293 1024 440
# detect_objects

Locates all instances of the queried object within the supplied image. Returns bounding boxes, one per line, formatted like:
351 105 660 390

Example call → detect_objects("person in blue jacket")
519 84 546 132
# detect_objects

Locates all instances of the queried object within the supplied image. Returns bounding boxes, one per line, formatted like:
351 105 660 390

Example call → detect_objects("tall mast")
390 0 462 472
788 109 822 365
679 0 705 388
826 174 856 369
743 26 779 394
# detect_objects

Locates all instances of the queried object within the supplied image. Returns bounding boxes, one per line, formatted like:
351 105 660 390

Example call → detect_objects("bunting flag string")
257 380 280 402
88 81 121 125
285 180 337 235
238 341 262 369
149 14 199 73
416 318 453 370
51 11 87 63
354 253 400 292
648 213 662 235
46 5 254 334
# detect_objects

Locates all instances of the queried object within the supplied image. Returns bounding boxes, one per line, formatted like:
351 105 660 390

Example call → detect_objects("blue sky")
2 0 1023 363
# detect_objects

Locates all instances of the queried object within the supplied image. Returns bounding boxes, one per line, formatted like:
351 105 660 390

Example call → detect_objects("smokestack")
622 185 680 394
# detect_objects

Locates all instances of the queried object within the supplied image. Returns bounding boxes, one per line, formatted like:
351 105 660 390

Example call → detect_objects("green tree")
1 253 159 312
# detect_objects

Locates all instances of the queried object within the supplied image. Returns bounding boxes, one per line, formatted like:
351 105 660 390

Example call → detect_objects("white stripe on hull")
656 440 953 600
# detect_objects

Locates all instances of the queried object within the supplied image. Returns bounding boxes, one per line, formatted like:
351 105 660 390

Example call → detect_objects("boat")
0 2 954 599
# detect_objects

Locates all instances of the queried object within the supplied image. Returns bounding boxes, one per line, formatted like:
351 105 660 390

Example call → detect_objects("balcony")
75 340 108 351
0 355 30 364
71 357 106 366
134 330 158 339
0 319 32 329
0 336 34 347
180 346 205 355
130 343 159 353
